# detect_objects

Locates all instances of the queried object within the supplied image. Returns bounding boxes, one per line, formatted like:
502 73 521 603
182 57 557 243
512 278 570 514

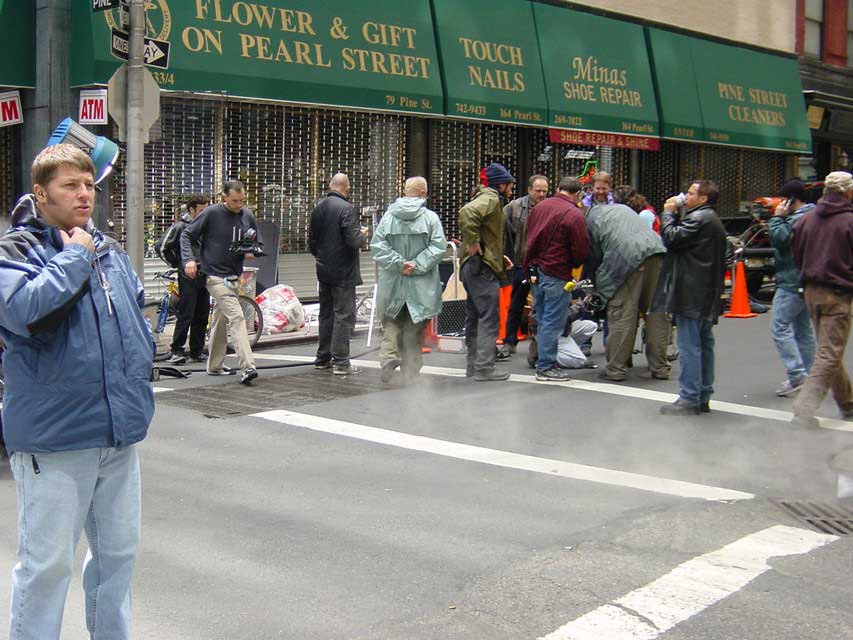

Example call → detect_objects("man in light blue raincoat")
371 177 447 383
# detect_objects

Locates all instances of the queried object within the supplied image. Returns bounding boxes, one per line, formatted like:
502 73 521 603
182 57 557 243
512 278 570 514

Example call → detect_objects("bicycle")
142 269 264 360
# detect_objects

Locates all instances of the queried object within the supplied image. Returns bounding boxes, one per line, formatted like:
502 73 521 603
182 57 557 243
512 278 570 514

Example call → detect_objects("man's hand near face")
61 227 95 254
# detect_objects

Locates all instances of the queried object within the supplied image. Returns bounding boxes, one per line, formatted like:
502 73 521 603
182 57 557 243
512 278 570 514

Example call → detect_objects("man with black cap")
459 162 515 381
767 179 816 398
791 171 853 427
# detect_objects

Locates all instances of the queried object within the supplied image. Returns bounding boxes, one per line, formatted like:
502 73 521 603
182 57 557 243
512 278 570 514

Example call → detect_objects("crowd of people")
0 138 851 638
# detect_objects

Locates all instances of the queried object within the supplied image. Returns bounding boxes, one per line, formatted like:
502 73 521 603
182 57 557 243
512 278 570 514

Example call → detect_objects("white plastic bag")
256 284 305 334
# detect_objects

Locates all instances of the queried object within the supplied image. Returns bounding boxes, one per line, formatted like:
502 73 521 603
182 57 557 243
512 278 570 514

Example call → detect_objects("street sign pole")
126 0 145 278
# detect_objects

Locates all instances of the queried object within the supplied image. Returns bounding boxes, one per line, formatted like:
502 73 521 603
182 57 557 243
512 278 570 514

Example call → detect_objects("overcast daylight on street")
2 1 853 639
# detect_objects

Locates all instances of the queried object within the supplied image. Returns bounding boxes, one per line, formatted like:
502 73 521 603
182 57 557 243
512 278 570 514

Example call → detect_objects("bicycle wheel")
142 300 177 359
237 295 263 348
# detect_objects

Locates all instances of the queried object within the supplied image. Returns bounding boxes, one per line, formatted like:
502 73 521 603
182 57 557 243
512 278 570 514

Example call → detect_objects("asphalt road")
2 312 853 639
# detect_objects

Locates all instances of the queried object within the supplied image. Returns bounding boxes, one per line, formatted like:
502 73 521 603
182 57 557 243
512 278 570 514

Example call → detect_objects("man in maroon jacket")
523 176 590 380
791 171 853 427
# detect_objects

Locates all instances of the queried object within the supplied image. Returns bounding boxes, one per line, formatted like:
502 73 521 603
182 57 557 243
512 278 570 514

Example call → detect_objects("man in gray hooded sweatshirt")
371 177 447 383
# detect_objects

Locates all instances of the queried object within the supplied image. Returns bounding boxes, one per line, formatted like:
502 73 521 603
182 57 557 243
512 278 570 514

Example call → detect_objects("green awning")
647 29 811 152
431 0 547 126
0 1 34 88
534 3 659 139
71 0 443 116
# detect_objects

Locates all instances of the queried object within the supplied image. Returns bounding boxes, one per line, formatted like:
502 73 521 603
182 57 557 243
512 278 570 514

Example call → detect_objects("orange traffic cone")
496 284 512 343
723 261 757 318
422 318 437 353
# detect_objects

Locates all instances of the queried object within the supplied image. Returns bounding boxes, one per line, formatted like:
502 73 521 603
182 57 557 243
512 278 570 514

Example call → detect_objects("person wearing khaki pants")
206 275 256 373
181 179 260 384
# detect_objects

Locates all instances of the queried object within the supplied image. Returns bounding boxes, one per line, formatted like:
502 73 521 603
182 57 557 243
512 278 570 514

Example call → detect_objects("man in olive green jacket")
459 163 515 382
371 177 447 383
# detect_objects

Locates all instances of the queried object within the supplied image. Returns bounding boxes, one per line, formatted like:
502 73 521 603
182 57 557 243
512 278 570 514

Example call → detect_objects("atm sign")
79 90 109 125
0 91 23 127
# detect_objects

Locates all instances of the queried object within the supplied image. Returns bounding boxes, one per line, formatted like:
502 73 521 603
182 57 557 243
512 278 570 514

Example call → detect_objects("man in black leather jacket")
309 173 368 375
653 179 727 415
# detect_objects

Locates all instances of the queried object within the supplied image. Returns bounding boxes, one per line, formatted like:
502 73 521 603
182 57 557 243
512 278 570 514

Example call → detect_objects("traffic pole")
126 0 145 277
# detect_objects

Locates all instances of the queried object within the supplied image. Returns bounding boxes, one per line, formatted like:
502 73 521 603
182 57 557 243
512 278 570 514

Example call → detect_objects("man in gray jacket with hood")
371 177 447 383
585 198 669 382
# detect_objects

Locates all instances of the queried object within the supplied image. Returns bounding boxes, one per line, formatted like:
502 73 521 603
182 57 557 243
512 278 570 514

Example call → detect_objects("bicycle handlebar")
154 269 178 280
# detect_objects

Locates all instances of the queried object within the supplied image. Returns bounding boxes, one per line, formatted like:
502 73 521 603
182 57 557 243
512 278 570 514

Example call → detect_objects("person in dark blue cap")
458 162 515 381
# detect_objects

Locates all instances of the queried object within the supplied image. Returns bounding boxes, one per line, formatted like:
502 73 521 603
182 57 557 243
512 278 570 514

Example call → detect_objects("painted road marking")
252 409 754 502
538 525 837 640
152 387 172 394
249 354 853 432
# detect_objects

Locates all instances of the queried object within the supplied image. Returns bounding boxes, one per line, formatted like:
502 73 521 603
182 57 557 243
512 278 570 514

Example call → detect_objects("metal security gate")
0 126 20 214
640 141 787 217
428 120 519 241
109 97 407 255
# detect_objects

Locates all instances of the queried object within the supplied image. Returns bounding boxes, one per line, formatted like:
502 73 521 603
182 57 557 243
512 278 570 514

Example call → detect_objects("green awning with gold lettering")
70 0 443 116
533 3 659 141
431 0 547 126
0 0 34 88
647 28 811 152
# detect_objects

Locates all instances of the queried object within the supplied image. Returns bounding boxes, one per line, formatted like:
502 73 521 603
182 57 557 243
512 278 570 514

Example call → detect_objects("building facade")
1 1 814 296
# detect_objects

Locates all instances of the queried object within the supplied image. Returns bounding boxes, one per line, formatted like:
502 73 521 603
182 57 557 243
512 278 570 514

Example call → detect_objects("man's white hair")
404 176 428 196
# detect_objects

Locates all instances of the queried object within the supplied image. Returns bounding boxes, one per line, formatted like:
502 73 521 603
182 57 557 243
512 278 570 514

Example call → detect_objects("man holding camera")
654 180 727 415
523 176 589 381
182 179 260 384
0 144 154 639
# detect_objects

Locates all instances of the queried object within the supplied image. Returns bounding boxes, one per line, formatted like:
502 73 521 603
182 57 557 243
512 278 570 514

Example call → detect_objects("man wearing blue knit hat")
458 162 515 381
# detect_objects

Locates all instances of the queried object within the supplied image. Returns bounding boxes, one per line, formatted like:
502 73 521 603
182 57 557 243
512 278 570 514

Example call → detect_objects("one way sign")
110 29 171 69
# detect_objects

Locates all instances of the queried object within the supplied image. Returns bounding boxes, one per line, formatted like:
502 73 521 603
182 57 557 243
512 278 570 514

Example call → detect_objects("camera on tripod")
229 227 266 257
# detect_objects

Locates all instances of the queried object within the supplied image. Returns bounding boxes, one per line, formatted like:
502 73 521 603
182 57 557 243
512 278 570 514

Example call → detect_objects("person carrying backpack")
160 194 210 363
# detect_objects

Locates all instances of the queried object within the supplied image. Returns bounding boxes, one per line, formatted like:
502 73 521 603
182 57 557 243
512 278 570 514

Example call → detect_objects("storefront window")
804 0 824 57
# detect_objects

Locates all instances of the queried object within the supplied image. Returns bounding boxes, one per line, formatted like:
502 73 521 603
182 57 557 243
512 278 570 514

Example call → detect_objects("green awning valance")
431 0 547 126
71 0 444 116
647 28 811 153
534 3 659 139
0 1 34 88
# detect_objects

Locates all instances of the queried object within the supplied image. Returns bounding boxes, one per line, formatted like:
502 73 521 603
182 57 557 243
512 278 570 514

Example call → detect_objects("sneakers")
775 377 805 397
187 350 208 362
314 360 333 370
536 367 572 381
240 367 258 384
167 352 187 365
207 366 236 376
333 364 361 376
598 371 626 382
659 399 701 415
473 369 510 382
380 359 400 383
497 343 516 359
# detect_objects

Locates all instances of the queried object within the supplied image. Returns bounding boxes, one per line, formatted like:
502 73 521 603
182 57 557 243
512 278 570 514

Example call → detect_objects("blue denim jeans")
675 315 716 405
9 446 141 640
770 287 815 383
533 272 572 371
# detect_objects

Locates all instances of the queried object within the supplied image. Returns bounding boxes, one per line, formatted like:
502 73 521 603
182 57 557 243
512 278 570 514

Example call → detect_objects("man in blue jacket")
767 179 816 397
0 144 155 640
